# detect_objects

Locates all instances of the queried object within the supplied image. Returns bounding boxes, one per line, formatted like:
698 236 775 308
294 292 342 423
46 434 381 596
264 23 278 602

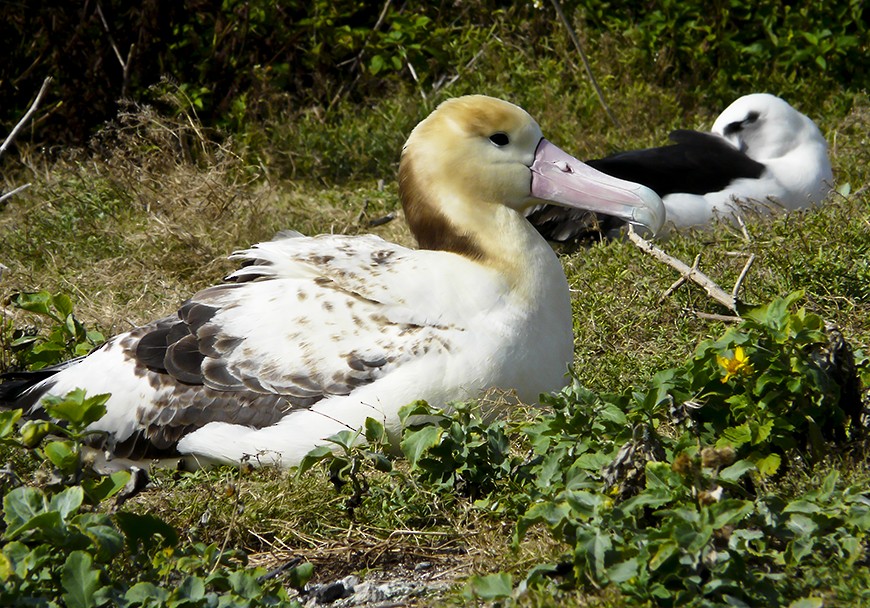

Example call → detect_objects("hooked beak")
529 139 665 235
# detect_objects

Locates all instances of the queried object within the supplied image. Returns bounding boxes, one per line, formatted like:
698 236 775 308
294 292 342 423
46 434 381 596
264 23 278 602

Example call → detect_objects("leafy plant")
0 395 307 607
430 294 869 606
296 417 393 518
398 400 514 499
5 291 105 372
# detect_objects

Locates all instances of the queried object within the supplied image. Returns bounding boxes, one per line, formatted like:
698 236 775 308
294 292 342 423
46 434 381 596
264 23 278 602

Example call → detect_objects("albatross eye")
489 132 510 147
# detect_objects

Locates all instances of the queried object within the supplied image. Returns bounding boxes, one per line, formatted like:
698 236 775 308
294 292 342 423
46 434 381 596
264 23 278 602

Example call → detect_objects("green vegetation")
0 391 307 607
1 1 869 605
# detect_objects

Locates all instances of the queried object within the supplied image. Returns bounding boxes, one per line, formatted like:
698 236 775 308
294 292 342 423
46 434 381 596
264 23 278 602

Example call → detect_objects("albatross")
528 93 833 240
0 95 664 468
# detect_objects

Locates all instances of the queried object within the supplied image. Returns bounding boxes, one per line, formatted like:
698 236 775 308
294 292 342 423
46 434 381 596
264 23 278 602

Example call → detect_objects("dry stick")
0 183 31 205
549 0 620 129
626 226 739 315
731 253 756 305
659 253 700 303
0 76 52 159
734 213 751 242
95 0 134 97
433 45 487 95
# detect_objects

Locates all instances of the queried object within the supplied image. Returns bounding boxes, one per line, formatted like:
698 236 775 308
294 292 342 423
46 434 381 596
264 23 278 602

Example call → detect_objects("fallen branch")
627 226 746 319
0 76 52 159
0 183 31 206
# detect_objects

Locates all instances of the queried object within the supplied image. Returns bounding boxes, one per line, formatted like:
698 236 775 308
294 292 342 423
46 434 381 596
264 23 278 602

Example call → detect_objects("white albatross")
0 95 664 468
528 93 833 240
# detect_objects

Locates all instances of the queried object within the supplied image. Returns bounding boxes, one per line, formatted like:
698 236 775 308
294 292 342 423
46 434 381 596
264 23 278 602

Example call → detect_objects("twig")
627 226 738 313
549 0 620 129
0 183 31 205
406 60 425 100
95 1 134 97
0 76 52 159
691 310 742 323
659 254 699 303
432 45 487 95
734 213 751 241
731 253 755 305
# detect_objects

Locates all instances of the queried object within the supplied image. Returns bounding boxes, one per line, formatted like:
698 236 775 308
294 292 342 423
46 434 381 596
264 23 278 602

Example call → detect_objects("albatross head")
399 95 664 257
712 93 825 162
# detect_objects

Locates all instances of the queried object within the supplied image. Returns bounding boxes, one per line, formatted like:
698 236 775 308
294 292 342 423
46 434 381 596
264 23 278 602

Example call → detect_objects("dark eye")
489 132 510 147
745 111 760 124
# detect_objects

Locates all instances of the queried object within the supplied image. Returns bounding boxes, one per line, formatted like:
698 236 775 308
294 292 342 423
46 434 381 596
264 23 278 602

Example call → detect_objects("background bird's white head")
712 93 825 162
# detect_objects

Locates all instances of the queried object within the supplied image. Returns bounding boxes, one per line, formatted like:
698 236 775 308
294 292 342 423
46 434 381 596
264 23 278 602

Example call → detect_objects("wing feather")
95 233 497 457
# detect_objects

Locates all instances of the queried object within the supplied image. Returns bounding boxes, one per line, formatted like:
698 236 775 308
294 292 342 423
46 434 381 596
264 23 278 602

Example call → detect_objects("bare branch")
691 310 742 323
96 1 135 97
549 0 620 129
731 253 756 305
0 183 31 205
627 226 739 313
0 76 52 159
432 45 487 95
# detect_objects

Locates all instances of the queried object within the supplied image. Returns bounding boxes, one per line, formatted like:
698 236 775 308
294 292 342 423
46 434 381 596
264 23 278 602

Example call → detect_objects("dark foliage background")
1 0 866 147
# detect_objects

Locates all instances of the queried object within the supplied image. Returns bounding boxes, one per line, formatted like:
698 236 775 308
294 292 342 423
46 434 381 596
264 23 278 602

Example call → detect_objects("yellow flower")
717 346 753 383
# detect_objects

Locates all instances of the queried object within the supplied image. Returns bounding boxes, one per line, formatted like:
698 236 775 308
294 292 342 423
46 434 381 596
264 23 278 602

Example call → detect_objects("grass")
1 22 870 606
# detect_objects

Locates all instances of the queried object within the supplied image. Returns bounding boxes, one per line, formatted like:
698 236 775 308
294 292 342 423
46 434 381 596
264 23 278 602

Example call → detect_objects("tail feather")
0 367 67 411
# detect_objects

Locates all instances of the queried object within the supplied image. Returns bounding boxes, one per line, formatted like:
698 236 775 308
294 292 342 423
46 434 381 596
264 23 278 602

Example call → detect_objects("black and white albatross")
0 95 664 468
528 93 833 240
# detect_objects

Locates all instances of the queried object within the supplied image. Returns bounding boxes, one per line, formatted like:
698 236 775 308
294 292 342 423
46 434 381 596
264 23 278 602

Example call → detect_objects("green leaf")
606 558 639 583
3 486 47 531
784 500 822 515
12 291 54 317
401 425 443 469
649 540 678 571
718 459 755 482
42 389 109 427
175 575 206 600
364 417 386 443
125 582 170 605
754 453 781 477
49 486 84 520
0 409 22 439
366 451 393 473
786 513 818 536
19 420 54 448
297 444 335 476
82 470 132 504
468 572 512 599
52 293 74 319
61 551 101 608
819 470 838 499
721 423 752 447
76 517 125 562
646 462 682 490
369 54 386 75
114 512 178 552
0 551 13 581
581 529 612 577
285 561 314 590
228 570 261 599
708 499 753 529
45 440 79 473
788 598 823 608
